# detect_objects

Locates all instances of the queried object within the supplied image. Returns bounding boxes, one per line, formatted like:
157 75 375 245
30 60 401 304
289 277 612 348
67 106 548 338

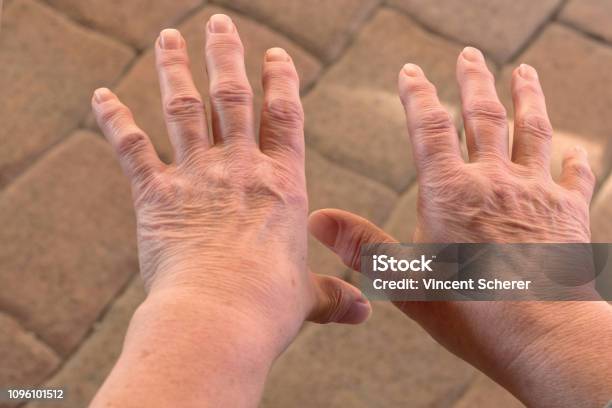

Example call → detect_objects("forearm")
497 301 612 407
90 290 275 408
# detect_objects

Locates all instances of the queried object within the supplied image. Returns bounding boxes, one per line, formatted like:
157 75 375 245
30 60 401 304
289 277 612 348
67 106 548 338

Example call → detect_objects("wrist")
496 301 612 407
129 288 280 364
103 290 277 407
141 259 308 355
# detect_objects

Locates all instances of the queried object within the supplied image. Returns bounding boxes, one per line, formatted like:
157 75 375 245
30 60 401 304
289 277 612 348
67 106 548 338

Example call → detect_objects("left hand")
92 14 370 363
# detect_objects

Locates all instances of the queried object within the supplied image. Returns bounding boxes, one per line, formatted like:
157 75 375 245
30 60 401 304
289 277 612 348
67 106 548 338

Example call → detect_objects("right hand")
309 47 611 407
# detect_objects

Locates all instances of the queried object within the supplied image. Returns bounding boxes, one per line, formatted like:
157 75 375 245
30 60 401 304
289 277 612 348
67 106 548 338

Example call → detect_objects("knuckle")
210 81 253 106
414 108 455 136
340 228 378 271
281 181 308 208
463 66 495 82
464 100 507 124
324 285 347 322
164 94 204 119
568 161 595 184
116 131 148 158
404 79 436 97
263 64 298 85
514 81 542 97
264 97 304 127
156 53 189 68
98 102 130 126
515 114 553 141
206 36 244 55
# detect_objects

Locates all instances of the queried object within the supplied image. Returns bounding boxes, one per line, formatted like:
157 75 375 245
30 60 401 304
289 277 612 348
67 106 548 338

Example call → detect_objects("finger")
155 29 209 162
307 274 371 325
260 48 304 163
308 209 397 272
510 64 553 172
559 146 596 204
398 63 462 179
92 88 164 185
456 47 508 161
205 14 255 145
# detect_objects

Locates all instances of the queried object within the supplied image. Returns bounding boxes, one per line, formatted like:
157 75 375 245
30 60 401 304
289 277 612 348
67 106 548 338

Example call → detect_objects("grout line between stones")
34 0 136 53
504 0 570 64
34 272 141 392
297 2 423 194
0 0 138 192
0 307 61 362
301 0 383 94
206 0 330 63
556 19 612 49
447 370 482 407
299 3 460 192
383 3 475 55
77 1 212 135
1 1 212 191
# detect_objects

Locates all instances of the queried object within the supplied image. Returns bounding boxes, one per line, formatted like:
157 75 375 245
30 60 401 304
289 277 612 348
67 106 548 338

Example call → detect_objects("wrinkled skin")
415 159 591 243
310 48 611 407
92 15 370 364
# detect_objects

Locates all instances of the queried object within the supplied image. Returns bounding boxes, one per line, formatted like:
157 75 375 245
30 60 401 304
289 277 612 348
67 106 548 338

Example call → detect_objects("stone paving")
1 0 611 407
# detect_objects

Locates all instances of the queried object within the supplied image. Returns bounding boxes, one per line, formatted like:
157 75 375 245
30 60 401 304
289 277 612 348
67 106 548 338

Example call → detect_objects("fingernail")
308 213 338 249
518 63 538 80
352 287 368 304
93 88 114 103
462 46 483 62
402 63 421 77
265 47 289 62
160 29 182 49
341 298 371 324
209 14 233 33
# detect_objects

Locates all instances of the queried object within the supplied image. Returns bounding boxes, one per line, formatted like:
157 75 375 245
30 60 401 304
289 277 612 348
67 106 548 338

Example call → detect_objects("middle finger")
205 14 255 146
457 47 509 162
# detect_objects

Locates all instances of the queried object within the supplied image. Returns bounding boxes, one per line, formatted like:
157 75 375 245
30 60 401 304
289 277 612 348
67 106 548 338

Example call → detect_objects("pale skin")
90 13 612 408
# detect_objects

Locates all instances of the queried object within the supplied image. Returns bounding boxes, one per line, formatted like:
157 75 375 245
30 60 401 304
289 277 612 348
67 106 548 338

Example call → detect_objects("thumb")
308 209 397 271
308 273 372 324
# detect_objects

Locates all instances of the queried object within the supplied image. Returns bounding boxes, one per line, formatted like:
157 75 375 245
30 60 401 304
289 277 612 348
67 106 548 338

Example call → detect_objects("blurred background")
1 0 611 407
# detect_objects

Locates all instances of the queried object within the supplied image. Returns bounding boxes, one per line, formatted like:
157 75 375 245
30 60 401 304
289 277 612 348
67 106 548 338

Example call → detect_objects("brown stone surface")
26 278 146 408
304 8 463 192
0 130 138 356
498 24 612 180
560 0 612 44
306 147 397 277
3 1 612 406
389 0 562 63
0 313 60 390
109 5 321 161
383 182 418 242
262 303 474 407
215 0 380 61
44 0 202 49
453 373 524 408
0 0 134 186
